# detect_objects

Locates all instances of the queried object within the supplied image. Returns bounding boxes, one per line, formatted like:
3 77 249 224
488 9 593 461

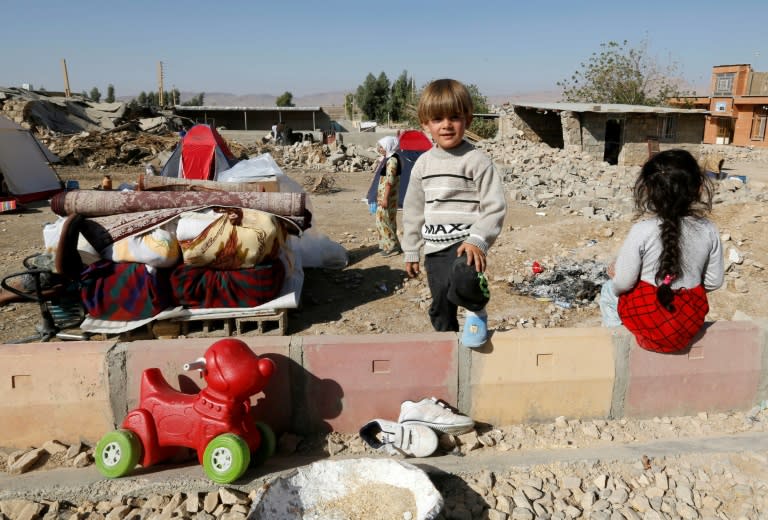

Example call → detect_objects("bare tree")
557 40 691 106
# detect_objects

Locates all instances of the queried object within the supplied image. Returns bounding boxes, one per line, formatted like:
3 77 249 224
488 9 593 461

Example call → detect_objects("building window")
714 73 735 96
657 115 677 141
751 107 768 141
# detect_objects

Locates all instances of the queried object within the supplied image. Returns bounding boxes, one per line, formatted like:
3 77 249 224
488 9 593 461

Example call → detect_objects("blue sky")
2 0 766 99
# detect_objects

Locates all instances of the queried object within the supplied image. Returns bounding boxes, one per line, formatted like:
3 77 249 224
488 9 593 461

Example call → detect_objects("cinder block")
301 334 457 433
624 321 762 417
0 341 115 447
470 328 615 425
122 336 292 434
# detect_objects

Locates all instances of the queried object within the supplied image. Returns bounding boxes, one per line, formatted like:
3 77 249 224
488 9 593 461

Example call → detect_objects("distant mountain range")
118 90 564 108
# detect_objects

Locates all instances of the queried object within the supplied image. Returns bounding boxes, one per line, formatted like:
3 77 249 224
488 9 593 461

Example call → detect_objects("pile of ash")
509 258 609 308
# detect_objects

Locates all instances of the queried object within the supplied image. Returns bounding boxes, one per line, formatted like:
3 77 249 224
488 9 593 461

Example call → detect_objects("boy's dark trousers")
424 243 489 332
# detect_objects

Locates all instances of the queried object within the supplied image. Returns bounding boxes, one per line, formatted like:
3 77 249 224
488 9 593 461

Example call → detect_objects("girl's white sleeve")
611 225 644 295
703 224 724 291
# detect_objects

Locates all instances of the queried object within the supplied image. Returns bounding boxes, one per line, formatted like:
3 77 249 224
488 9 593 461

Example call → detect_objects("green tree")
355 72 390 121
105 84 115 103
390 70 414 122
89 87 101 103
557 39 688 106
276 91 295 107
137 91 148 106
465 83 497 139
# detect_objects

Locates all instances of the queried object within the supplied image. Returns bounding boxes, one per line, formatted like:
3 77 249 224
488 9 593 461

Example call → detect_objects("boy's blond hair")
417 79 474 125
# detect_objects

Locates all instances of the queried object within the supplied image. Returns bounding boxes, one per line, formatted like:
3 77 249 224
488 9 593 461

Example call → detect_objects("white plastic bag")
216 153 283 182
288 231 348 270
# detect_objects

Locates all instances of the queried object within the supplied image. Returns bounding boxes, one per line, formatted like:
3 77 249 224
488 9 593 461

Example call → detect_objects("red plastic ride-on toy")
95 338 276 484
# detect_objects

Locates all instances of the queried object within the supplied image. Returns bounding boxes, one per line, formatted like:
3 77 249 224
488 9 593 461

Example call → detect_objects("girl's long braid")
634 150 713 311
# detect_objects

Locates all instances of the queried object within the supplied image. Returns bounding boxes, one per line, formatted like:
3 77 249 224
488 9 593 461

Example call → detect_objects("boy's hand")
458 243 486 273
406 261 420 278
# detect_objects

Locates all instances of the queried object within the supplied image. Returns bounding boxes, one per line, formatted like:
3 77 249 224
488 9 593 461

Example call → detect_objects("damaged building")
498 102 708 166
173 105 332 134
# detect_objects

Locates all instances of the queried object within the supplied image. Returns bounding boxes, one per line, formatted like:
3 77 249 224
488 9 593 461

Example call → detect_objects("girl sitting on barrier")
599 149 724 353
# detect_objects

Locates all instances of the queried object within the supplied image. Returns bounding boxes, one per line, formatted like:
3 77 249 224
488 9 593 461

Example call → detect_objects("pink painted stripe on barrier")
624 321 762 417
301 334 457 433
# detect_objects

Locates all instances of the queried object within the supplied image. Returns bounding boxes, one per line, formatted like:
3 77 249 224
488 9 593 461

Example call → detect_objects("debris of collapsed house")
478 131 767 226
4 86 768 190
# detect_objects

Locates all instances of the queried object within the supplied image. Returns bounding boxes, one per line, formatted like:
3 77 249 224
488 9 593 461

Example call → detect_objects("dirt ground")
0 158 767 344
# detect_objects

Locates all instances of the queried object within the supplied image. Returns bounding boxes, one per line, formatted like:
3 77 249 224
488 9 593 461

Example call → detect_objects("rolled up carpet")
50 189 305 219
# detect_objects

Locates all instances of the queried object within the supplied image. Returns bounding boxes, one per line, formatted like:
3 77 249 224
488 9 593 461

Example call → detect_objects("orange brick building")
672 64 768 148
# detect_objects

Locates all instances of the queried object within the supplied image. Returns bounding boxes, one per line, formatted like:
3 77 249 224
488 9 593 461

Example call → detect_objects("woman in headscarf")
374 135 402 257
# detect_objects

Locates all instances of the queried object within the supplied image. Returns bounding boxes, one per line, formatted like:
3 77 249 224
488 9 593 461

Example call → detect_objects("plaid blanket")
618 280 708 353
171 261 285 309
80 261 172 320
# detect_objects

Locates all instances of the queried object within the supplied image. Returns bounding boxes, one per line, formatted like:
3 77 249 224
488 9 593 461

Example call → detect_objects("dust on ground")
1 154 767 343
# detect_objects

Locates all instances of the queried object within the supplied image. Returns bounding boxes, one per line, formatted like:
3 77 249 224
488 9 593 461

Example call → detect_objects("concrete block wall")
1 321 767 448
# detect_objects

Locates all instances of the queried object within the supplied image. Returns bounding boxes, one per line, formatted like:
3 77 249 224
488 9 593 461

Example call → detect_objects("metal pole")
61 59 71 98
158 62 164 107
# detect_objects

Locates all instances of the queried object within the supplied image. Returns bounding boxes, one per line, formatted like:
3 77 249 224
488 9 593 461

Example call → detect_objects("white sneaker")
398 397 475 435
358 419 438 458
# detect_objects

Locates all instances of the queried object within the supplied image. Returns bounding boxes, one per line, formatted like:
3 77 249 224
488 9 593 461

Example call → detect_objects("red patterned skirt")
618 281 708 353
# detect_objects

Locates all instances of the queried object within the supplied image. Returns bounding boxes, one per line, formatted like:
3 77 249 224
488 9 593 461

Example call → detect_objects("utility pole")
158 61 164 107
61 59 71 98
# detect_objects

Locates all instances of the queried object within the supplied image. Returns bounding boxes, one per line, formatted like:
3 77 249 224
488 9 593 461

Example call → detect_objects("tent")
0 115 62 203
160 125 239 180
366 130 432 208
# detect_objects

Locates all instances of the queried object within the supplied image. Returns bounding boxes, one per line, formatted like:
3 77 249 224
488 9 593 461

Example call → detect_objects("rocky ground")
1 135 768 518
1 405 768 519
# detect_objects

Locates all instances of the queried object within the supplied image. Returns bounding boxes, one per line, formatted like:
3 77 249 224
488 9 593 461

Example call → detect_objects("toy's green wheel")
203 434 250 484
250 421 276 467
95 429 141 478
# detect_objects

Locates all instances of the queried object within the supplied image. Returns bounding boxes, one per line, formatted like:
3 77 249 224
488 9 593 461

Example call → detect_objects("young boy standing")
402 79 507 348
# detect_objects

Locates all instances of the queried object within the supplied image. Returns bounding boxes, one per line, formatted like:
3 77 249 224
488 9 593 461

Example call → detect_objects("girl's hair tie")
663 274 674 285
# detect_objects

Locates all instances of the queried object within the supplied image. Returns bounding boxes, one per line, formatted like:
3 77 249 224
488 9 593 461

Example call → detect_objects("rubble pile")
477 136 766 226
0 88 128 135
41 130 180 168
263 141 377 173
705 144 768 163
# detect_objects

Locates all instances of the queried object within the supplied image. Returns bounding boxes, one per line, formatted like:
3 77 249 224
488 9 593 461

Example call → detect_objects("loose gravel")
2 404 768 519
